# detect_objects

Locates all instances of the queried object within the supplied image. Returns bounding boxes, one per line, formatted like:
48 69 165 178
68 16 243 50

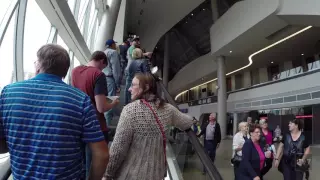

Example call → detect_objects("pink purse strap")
141 99 167 165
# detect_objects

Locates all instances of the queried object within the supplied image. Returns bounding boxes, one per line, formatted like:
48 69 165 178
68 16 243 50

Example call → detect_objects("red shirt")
72 65 108 132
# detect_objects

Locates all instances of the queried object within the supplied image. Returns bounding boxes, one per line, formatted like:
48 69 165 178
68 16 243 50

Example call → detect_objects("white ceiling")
127 0 205 51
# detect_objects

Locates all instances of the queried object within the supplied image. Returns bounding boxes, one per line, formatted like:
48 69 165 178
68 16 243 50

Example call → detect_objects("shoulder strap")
141 99 167 165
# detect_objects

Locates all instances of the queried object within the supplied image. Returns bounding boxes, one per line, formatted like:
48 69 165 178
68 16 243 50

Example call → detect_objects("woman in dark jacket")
236 125 271 180
124 48 150 104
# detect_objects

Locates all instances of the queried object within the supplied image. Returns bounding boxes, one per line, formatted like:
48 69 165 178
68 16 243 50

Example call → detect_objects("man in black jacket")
198 113 221 173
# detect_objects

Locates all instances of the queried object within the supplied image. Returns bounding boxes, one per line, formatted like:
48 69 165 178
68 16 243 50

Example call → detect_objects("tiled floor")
181 139 319 180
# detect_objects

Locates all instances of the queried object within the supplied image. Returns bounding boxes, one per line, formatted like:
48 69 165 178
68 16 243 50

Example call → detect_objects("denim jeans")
203 140 217 172
124 72 132 105
105 77 116 126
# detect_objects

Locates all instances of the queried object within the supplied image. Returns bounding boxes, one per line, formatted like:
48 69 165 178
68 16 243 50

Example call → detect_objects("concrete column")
231 75 236 91
163 34 170 88
259 67 268 83
210 0 219 21
113 0 127 43
94 0 122 51
217 56 227 139
233 113 238 136
243 71 251 88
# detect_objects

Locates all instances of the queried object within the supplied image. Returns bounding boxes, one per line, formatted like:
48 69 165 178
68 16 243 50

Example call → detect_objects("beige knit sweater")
104 100 193 180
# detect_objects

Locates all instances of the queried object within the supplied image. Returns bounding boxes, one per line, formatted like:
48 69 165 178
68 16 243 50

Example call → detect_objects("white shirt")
206 122 216 140
232 131 249 157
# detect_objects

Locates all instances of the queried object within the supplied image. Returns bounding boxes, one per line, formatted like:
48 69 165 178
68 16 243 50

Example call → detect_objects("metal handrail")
155 79 223 180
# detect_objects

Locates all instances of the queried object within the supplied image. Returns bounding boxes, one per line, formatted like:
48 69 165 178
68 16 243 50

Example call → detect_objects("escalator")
0 68 223 180
153 70 223 180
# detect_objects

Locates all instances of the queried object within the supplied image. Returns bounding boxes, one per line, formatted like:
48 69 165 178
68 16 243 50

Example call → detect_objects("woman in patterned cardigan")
104 73 193 180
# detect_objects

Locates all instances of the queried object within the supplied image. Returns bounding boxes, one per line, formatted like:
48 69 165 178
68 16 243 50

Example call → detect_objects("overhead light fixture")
301 53 304 56
203 8 205 11
174 26 313 100
271 61 274 64
229 51 232 53
191 13 194 16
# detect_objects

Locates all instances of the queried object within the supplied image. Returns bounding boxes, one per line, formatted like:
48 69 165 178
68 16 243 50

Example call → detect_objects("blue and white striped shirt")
0 73 105 179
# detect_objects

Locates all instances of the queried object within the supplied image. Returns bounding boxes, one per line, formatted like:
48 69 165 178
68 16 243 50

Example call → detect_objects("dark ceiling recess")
150 0 242 82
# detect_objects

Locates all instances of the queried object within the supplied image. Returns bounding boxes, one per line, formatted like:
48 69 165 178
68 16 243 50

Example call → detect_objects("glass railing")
272 66 303 80
307 60 320 71
157 79 223 180
179 61 320 104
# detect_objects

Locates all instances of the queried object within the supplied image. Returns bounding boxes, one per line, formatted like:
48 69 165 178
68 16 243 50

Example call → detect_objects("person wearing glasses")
236 124 271 180
103 73 193 180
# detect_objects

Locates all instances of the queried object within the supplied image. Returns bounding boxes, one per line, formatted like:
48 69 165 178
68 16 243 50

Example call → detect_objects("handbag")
231 153 242 166
141 99 167 177
231 135 245 165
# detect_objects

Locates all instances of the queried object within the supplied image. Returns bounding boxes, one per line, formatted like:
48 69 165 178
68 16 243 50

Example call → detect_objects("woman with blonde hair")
232 122 249 179
124 48 150 105
104 73 193 179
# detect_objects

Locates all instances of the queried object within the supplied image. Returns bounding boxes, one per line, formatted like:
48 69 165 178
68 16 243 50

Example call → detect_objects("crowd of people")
0 37 313 180
231 117 311 180
0 37 194 180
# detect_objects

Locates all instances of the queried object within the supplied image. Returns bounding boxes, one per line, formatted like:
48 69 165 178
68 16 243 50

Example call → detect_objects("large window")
0 10 16 91
67 0 76 14
0 0 13 23
74 56 81 68
57 34 69 51
23 0 51 80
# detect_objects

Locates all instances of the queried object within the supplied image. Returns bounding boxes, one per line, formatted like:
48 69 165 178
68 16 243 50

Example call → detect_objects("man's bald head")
209 112 217 122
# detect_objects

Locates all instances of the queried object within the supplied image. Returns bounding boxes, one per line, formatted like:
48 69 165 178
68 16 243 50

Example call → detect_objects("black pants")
261 158 273 176
233 163 239 180
283 162 304 180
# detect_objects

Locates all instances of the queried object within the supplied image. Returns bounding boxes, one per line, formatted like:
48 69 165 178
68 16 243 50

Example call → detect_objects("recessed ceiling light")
229 51 232 53
301 53 304 56
271 61 274 63
203 8 205 11
191 13 194 16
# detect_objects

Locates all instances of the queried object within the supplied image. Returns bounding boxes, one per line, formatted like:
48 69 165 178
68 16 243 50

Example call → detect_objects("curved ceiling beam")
175 25 312 100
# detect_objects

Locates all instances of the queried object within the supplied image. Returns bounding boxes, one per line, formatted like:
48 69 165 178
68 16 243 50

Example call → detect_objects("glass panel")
23 0 51 80
87 9 97 49
88 0 96 24
107 0 113 6
78 0 89 33
0 9 15 91
0 0 13 25
57 34 69 51
74 56 81 68
93 18 99 46
67 0 76 14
